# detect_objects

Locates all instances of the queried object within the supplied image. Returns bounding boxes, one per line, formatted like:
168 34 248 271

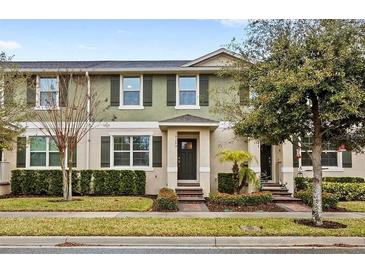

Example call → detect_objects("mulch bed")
294 219 347 229
207 202 287 212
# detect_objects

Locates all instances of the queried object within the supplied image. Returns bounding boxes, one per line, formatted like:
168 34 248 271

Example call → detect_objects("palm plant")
217 149 258 193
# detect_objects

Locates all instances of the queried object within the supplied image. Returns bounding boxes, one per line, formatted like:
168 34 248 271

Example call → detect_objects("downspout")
86 71 91 169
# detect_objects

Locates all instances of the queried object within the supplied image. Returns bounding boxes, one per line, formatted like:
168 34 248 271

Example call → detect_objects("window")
29 136 60 167
38 77 59 107
298 137 338 167
178 76 197 106
113 136 150 167
122 76 141 106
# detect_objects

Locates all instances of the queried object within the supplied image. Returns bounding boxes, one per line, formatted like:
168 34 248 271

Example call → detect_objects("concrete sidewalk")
0 236 364 247
0 211 365 218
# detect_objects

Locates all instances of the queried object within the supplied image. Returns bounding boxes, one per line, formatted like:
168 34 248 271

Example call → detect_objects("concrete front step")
262 187 288 192
270 192 292 196
272 196 302 203
177 183 200 187
178 196 206 203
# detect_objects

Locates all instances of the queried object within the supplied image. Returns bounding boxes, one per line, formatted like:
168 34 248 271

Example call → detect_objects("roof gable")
181 48 241 67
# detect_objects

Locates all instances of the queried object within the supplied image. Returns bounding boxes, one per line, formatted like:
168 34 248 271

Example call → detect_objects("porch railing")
0 161 10 184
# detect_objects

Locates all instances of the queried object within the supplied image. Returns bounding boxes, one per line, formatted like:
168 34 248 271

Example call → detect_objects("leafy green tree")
0 52 31 151
213 20 365 225
217 149 257 193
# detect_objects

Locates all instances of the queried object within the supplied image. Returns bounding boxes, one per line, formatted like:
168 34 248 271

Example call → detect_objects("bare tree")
34 73 101 200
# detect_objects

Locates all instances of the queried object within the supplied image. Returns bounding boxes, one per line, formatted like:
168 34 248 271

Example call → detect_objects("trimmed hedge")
10 169 146 196
294 177 308 191
209 192 272 206
155 187 178 211
304 176 364 184
217 173 235 194
295 190 339 210
322 182 365 201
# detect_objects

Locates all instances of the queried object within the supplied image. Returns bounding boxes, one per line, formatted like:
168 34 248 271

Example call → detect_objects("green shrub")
10 169 146 196
217 173 235 194
294 177 308 191
79 170 93 195
135 170 146 195
10 170 24 195
155 187 178 211
305 176 364 184
119 170 136 195
322 182 365 201
209 192 272 206
295 190 339 209
323 177 364 183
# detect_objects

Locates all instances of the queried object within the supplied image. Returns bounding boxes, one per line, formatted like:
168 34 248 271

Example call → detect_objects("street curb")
0 236 364 247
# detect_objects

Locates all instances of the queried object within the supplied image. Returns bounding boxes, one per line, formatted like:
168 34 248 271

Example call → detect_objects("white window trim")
175 74 200 109
297 140 344 172
110 134 153 171
26 136 62 169
119 75 144 109
35 75 60 110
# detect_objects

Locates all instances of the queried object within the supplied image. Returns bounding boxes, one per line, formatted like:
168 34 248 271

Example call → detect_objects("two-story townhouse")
0 48 364 196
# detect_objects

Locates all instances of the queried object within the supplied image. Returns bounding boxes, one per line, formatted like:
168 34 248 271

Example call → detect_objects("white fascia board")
158 122 219 127
20 121 160 129
181 48 242 67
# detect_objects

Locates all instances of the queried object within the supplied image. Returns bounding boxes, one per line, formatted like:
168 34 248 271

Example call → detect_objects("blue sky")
0 20 247 61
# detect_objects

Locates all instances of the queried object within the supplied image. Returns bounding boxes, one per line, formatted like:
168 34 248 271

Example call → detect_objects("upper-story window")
177 76 198 108
120 76 143 109
38 77 59 108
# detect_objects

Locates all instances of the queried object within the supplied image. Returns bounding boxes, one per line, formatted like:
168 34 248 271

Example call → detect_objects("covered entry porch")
159 115 219 197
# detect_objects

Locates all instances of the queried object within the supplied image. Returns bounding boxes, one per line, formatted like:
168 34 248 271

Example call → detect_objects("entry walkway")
0 211 364 218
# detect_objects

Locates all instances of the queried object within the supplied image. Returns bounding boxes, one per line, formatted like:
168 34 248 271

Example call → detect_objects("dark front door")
178 139 197 180
260 144 272 180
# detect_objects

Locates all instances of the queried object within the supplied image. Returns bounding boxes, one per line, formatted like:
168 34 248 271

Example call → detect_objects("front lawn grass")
338 201 365 212
0 196 153 212
0 217 364 236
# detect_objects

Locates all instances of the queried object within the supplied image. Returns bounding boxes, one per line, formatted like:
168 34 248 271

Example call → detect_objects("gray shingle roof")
159 114 218 124
13 60 190 69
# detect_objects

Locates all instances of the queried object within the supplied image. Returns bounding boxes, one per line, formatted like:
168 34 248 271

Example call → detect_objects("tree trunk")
311 92 323 226
311 140 323 226
67 151 73 201
232 161 239 194
60 152 70 201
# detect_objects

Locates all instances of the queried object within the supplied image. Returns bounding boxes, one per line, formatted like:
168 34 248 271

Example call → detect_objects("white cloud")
0 40 22 49
219 19 247 27
117 29 127 33
78 44 97 50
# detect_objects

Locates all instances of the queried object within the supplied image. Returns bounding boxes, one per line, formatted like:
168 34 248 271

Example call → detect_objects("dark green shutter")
110 76 120 106
16 137 26 168
199 75 209 106
3 75 12 105
152 136 162 167
143 75 153 106
27 76 36 107
342 151 352 168
239 84 249 105
166 75 176 106
59 75 70 107
101 136 110 167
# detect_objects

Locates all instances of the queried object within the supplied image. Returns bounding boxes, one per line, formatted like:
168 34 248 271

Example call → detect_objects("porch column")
199 128 211 197
281 141 294 194
248 139 261 193
166 128 178 190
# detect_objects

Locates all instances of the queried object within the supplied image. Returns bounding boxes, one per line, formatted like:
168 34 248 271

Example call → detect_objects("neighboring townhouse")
0 48 364 196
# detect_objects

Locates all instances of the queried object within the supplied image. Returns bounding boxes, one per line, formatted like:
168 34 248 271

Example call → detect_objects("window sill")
175 105 200 110
118 105 144 110
302 167 344 172
108 166 154 171
34 106 60 111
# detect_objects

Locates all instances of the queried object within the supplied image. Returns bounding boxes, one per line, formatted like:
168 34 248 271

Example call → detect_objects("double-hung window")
121 76 142 108
113 136 150 167
298 137 338 168
178 76 198 107
38 77 59 108
29 136 60 167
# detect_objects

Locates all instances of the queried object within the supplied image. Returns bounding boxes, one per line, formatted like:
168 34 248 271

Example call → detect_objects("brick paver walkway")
178 203 209 212
276 203 312 212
